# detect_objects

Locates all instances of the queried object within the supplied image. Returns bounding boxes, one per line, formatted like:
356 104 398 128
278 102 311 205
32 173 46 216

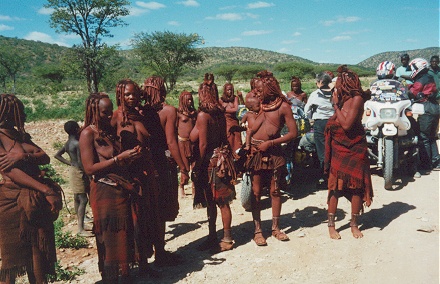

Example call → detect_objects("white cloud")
293 32 301 36
37 7 54 15
247 1 275 9
135 1 166 10
281 39 297 44
206 13 243 21
241 30 272 36
323 16 361 26
178 0 200 7
404 38 419 43
227 37 242 42
60 33 80 40
245 13 259 19
330 35 351 41
219 5 237 10
128 7 150 16
0 15 12 21
0 24 14 31
0 15 24 21
341 31 360 35
24 31 69 47
341 16 361 23
168 21 180 26
278 47 290 53
323 20 335 26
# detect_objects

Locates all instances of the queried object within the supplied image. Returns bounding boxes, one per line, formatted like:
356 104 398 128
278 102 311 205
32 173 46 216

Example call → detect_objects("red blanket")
324 116 373 206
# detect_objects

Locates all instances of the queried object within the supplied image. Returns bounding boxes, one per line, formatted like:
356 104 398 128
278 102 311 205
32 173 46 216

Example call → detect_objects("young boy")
55 121 93 237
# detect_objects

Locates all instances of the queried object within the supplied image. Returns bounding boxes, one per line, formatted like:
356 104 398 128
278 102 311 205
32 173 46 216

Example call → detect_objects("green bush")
53 140 64 149
53 218 89 249
47 261 85 282
39 164 66 185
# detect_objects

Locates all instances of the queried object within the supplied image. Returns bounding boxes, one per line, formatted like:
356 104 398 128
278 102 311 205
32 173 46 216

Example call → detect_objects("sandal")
253 232 267 246
271 229 289 241
219 239 234 251
210 240 234 254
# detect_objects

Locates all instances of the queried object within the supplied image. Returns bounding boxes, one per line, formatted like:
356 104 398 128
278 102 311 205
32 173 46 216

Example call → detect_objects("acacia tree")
237 65 265 81
214 65 239 82
46 0 129 93
33 63 65 83
131 31 204 91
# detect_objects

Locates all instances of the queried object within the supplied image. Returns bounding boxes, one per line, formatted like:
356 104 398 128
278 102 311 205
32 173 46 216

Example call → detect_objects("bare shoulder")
79 126 93 139
163 104 177 113
346 96 364 110
197 111 210 120
280 102 293 114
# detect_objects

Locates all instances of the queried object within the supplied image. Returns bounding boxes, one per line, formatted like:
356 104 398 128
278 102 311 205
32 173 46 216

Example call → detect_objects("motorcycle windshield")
369 79 409 102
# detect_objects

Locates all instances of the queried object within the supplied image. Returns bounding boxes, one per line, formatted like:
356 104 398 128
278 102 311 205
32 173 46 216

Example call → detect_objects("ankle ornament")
350 213 360 227
327 213 336 227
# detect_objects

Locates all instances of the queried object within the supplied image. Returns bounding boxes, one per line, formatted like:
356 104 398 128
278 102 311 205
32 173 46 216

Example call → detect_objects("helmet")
409 58 429 79
376 61 396 79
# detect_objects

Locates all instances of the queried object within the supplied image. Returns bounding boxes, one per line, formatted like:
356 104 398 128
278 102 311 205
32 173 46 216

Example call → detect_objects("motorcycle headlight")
380 108 397 119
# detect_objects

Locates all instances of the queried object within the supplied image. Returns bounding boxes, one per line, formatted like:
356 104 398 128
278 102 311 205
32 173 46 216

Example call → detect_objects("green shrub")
53 218 89 249
47 261 85 282
39 164 66 185
53 140 64 149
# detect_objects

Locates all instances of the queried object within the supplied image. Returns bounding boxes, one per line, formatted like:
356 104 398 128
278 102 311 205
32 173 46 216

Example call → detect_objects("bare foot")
328 227 341 239
351 226 363 238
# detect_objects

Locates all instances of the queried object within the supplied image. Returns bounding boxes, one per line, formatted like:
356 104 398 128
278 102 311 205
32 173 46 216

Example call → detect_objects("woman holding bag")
79 92 143 283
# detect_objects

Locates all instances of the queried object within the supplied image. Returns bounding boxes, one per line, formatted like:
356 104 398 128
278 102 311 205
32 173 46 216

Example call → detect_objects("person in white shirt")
396 53 414 84
304 72 335 186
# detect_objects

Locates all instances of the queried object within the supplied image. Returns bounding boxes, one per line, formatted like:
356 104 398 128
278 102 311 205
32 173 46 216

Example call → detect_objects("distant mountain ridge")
357 47 440 69
197 46 314 70
1 35 438 74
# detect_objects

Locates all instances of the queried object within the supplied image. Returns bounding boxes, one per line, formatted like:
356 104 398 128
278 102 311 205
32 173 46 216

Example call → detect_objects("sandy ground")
6 120 440 284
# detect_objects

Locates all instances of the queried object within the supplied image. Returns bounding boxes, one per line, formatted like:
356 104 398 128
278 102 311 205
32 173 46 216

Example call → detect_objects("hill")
0 35 69 76
0 35 437 80
357 47 440 69
197 46 315 70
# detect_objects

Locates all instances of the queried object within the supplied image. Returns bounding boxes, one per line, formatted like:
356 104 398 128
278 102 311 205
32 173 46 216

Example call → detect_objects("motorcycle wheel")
384 138 394 190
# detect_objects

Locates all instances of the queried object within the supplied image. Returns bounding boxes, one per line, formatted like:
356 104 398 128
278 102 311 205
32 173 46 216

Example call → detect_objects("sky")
0 0 439 65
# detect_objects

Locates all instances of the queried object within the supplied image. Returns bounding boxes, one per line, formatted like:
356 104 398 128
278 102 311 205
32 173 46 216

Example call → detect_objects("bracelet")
271 140 275 147
113 156 118 164
180 169 189 175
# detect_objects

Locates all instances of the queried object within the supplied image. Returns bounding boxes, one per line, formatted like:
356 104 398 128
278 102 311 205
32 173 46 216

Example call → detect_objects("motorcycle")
364 79 424 189
281 97 317 184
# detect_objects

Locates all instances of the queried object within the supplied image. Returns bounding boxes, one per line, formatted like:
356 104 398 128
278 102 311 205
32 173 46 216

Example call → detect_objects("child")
241 91 261 136
238 91 261 210
177 91 197 198
55 121 93 237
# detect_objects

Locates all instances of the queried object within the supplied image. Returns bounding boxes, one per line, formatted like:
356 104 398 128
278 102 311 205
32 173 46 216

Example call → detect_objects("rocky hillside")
357 47 440 69
1 35 438 76
197 46 314 69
